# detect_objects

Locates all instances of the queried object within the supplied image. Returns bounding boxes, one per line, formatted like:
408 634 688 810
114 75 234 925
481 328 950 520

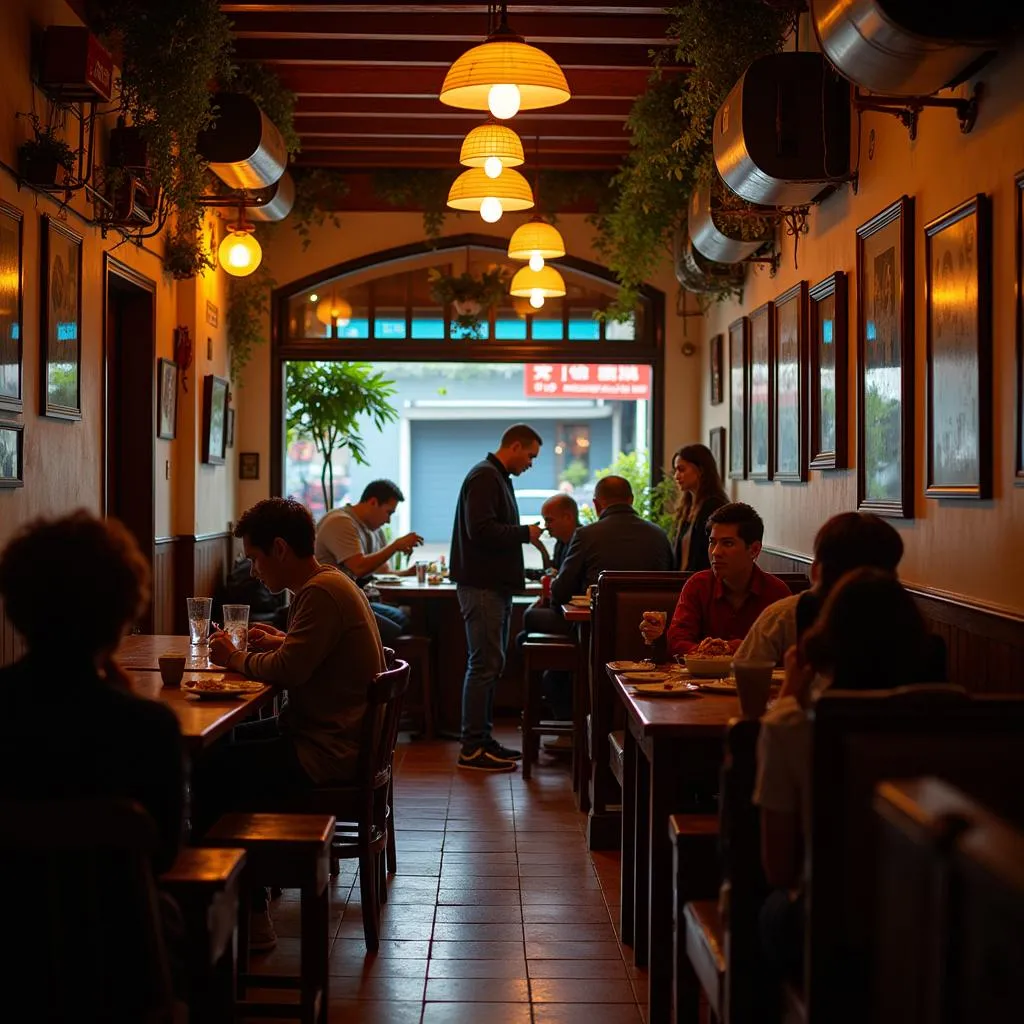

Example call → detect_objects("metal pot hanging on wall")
687 181 775 265
673 228 745 296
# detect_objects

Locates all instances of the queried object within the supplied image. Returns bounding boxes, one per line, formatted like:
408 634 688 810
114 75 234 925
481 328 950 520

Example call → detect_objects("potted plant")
17 114 76 186
164 230 214 280
428 267 509 338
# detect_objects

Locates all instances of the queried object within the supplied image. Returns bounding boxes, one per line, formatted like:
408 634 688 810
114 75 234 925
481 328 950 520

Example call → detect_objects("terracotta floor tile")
522 905 614 924
528 959 629 980
431 921 524 942
336 916 433 941
437 888 522 906
437 873 521 889
327 956 428 978
523 921 619 942
333 938 430 959
520 888 607 905
328 974 427 1001
326 998 423 1023
533 1004 644 1024
429 939 525 960
434 904 523 924
421 1003 532 1024
531 979 638 1003
427 958 529 979
525 940 624 960
425 978 530 1002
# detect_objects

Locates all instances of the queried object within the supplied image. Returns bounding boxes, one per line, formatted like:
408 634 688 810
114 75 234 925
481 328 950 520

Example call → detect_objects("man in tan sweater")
207 497 385 947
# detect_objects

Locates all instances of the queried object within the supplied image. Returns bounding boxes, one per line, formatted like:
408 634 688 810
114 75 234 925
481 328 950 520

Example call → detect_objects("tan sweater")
228 564 385 784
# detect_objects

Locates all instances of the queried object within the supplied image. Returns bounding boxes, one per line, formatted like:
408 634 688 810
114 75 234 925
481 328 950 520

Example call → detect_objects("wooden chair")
392 634 434 739
160 846 247 1024
521 633 577 779
285 659 411 951
801 686 1024 1024
1 798 176 1022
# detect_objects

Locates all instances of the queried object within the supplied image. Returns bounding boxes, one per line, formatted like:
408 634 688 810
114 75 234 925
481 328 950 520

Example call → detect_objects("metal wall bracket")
853 83 982 141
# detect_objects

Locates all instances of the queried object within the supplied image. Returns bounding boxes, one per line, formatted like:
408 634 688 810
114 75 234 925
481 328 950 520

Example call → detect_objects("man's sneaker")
249 909 278 952
458 746 517 772
485 739 522 761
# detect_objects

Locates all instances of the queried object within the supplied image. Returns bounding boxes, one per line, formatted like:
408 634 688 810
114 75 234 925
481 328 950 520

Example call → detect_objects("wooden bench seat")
683 900 725 1020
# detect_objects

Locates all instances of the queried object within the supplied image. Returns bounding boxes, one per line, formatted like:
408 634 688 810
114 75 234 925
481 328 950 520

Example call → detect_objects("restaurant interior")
1 1 1023 1022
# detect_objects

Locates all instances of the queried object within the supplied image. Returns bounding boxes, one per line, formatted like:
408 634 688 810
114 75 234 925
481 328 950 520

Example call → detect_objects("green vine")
227 250 276 384
290 168 349 249
164 229 215 280
373 170 456 243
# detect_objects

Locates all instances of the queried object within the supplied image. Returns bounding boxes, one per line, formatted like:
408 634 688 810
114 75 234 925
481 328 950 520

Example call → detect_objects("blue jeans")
371 602 409 643
457 585 512 747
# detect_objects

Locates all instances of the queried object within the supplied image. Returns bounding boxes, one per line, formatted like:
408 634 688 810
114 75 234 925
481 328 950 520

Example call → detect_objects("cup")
732 659 776 718
415 561 428 584
186 596 212 646
641 610 667 644
158 654 186 688
222 603 250 653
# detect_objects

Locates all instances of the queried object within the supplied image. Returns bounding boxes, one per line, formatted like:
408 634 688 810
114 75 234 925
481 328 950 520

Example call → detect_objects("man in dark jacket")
549 474 675 609
450 423 544 771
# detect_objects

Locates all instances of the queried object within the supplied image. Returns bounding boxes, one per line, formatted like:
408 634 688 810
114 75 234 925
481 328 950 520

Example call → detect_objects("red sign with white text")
523 363 651 399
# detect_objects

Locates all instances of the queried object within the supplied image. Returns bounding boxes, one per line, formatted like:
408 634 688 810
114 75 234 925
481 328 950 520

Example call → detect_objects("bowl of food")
683 637 735 678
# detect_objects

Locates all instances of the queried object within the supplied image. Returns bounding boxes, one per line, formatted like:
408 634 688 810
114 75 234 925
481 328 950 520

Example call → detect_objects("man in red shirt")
641 502 791 658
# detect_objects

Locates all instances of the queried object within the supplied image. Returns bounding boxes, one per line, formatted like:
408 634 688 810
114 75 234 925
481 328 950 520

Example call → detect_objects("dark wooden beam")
294 149 624 170
294 94 634 117
294 115 628 138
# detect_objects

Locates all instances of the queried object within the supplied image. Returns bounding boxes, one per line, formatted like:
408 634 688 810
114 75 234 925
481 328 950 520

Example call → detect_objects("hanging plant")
373 170 456 244
227 252 275 383
16 112 76 186
164 229 215 280
427 267 509 339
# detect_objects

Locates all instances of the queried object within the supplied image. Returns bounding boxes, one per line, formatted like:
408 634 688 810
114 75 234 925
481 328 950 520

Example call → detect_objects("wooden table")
127 670 274 751
117 634 223 673
612 670 739 1024
561 603 592 811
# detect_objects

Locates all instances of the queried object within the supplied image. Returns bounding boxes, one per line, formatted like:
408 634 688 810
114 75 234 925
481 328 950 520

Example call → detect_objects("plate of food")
608 660 654 672
630 680 701 698
683 637 736 678
182 678 265 699
621 670 672 683
372 574 403 584
693 679 739 694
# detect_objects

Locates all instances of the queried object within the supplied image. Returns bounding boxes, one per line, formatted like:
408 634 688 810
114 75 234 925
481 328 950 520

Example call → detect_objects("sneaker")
486 739 522 760
458 746 517 772
249 909 278 952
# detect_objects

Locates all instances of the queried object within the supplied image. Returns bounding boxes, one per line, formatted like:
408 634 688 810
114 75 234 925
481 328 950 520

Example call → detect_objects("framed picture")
0 421 23 487
773 282 808 482
924 194 992 499
856 195 914 518
809 272 849 469
1016 171 1024 485
709 426 726 480
202 374 229 465
239 451 260 480
728 317 748 480
748 302 775 481
157 358 177 440
709 333 724 405
40 215 82 420
0 201 24 415
225 407 235 448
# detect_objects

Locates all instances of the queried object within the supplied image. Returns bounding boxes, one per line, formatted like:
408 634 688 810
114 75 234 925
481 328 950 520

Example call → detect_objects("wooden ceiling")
221 1 682 173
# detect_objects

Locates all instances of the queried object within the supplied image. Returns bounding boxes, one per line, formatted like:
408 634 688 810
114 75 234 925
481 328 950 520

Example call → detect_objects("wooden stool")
160 846 247 1024
204 812 334 1024
392 634 434 739
522 635 577 779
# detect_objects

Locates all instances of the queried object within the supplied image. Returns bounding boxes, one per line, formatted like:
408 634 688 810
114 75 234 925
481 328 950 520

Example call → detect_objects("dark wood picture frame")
924 194 992 499
40 215 83 420
709 426 726 481
773 282 808 482
856 195 915 518
709 333 724 405
728 317 748 480
0 200 24 415
202 374 229 465
225 407 235 449
809 271 849 470
748 301 775 481
0 421 24 487
1016 171 1024 485
157 357 177 440
239 451 260 480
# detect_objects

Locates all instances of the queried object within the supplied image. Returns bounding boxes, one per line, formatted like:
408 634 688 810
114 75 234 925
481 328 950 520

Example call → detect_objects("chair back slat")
0 798 174 1021
354 659 411 791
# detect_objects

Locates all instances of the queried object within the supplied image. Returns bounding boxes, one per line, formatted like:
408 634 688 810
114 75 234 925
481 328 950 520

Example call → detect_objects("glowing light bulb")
218 228 262 277
529 252 545 272
483 156 503 179
488 83 521 120
309 293 318 302
529 289 545 309
479 196 504 223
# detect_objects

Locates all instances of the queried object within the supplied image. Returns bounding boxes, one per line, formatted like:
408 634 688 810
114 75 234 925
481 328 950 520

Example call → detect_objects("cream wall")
236 211 702 511
701 41 1024 613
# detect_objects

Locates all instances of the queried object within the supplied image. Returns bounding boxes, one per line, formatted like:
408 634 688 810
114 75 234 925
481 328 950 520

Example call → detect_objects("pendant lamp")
440 3 570 119
447 166 534 224
315 295 352 328
508 218 565 272
218 207 262 278
510 264 565 309
460 121 525 179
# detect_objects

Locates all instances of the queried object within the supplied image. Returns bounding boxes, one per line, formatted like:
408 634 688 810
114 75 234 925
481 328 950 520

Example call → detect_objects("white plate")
372 574 403 583
621 670 672 682
631 680 701 698
608 660 653 672
695 679 738 694
182 679 265 699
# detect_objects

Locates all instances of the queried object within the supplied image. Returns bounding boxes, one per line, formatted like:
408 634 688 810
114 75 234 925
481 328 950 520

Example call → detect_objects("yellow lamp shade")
459 122 524 172
440 38 570 114
509 264 566 298
507 220 566 262
218 228 262 277
315 296 352 327
447 167 534 213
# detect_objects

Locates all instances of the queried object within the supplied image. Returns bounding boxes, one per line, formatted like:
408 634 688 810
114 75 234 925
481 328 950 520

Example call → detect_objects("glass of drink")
415 561 428 584
222 603 250 652
186 597 212 646
639 610 666 667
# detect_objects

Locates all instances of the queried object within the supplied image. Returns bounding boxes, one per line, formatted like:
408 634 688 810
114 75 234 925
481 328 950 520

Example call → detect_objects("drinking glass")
415 561 428 584
222 603 250 652
639 610 666 667
186 597 212 646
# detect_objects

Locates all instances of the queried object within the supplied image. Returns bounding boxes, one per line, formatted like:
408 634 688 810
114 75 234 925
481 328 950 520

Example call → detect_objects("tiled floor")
252 725 647 1022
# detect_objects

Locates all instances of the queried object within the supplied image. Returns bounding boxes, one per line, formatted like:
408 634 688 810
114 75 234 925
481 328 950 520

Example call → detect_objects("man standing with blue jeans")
450 424 544 771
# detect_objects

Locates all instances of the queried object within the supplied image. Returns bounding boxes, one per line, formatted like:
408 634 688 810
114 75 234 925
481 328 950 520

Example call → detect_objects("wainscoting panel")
152 537 178 635
153 533 232 636
0 595 25 668
760 546 1024 694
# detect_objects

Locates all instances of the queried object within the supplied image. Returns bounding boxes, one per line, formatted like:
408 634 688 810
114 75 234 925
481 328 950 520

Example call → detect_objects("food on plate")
691 636 734 657
185 678 263 693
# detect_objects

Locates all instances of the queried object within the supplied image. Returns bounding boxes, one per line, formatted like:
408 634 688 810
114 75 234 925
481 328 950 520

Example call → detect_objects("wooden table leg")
620 723 637 947
633 738 651 969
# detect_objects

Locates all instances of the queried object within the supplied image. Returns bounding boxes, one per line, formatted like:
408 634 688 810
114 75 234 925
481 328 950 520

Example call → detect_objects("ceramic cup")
158 654 186 688
732 659 775 718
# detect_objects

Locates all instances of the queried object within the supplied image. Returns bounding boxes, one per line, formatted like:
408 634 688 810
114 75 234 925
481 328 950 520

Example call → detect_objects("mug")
158 654 186 688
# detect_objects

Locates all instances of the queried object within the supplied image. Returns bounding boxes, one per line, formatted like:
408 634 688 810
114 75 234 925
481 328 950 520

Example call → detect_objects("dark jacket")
0 653 187 873
672 493 729 573
450 453 530 593
550 503 675 608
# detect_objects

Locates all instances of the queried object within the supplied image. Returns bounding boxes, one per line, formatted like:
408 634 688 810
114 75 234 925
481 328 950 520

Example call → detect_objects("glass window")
568 306 601 342
374 309 407 340
411 308 446 340
605 315 636 341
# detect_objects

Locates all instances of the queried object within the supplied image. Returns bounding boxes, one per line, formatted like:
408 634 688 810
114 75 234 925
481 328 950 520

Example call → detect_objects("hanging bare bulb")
528 252 545 272
479 196 504 223
483 156 503 179
488 83 521 119
529 289 545 309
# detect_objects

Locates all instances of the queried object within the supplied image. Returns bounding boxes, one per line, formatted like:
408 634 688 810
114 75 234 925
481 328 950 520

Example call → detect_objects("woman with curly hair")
670 443 729 573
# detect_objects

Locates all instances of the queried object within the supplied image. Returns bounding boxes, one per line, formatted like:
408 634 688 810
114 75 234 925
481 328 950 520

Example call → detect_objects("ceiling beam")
293 151 623 171
294 95 634 117
294 115 628 138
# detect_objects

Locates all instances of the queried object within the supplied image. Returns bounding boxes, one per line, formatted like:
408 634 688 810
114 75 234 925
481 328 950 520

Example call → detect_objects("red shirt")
667 566 793 658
